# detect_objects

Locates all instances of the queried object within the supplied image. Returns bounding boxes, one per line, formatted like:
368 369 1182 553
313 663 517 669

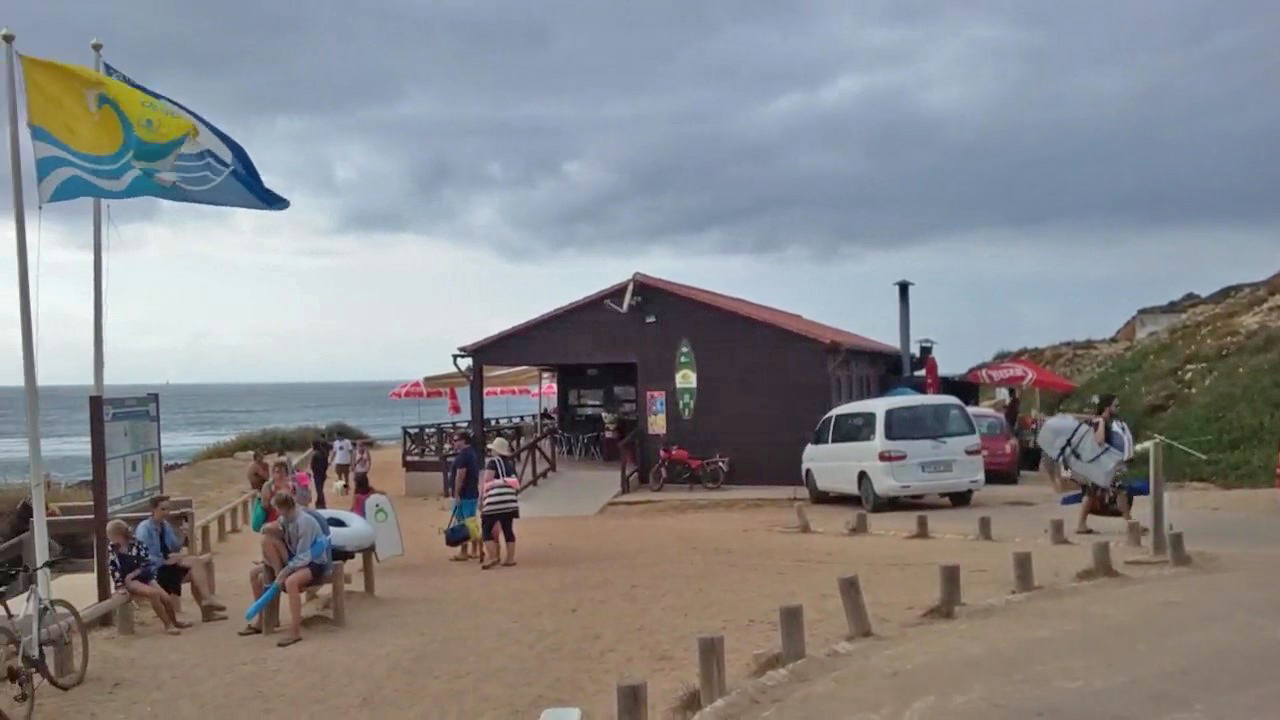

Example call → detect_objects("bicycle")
0 558 89 720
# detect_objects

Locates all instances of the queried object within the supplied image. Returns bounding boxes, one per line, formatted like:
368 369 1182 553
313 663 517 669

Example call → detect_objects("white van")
801 394 984 512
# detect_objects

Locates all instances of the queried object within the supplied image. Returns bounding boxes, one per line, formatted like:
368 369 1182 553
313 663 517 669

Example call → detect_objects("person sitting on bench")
107 519 189 635
270 492 332 648
135 495 226 621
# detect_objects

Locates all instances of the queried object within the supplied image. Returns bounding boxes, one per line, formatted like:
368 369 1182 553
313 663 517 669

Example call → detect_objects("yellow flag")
19 54 197 202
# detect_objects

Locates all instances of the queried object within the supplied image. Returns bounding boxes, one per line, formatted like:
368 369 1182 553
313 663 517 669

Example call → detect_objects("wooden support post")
52 630 73 678
331 561 347 627
794 503 812 533
1151 440 1168 556
1049 518 1069 545
939 564 962 615
263 566 279 635
1012 551 1035 593
361 549 376 595
200 524 212 555
779 604 806 664
216 514 227 543
207 557 217 595
846 511 868 535
697 634 727 707
230 506 240 533
616 680 648 720
115 599 134 635
1091 541 1116 576
977 516 993 541
910 514 930 539
1169 531 1191 566
837 574 873 639
1126 520 1143 548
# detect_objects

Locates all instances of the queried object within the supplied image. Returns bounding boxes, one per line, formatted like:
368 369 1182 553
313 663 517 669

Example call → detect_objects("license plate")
921 461 953 474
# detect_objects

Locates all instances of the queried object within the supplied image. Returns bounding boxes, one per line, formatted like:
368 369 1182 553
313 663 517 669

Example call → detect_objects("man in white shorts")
329 433 355 494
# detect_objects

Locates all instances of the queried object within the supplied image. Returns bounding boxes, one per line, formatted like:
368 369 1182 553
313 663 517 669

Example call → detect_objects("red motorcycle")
649 443 729 491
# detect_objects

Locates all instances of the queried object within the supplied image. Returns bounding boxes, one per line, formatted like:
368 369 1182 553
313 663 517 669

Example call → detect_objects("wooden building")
458 273 901 487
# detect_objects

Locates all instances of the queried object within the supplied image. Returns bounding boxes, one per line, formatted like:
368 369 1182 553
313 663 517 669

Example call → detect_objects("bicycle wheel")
37 599 88 691
0 625 34 720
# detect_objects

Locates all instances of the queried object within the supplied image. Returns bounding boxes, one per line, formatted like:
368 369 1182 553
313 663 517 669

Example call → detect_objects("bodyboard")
365 493 404 560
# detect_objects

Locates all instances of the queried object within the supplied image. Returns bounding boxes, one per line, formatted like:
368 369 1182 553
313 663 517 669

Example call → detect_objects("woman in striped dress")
480 437 521 569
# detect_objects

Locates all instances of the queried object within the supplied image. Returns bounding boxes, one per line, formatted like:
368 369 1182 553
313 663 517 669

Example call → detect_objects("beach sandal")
481 559 501 570
276 636 302 648
165 628 182 636
173 620 194 629
203 599 228 612
237 625 262 636
449 555 470 562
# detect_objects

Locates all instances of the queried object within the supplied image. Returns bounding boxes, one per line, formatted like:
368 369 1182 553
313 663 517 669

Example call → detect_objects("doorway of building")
553 363 638 464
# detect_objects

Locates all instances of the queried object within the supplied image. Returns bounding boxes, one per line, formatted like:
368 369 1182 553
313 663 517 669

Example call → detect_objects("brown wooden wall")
469 284 893 486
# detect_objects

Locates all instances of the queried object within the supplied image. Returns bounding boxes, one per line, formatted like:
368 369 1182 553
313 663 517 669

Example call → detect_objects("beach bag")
444 505 471 547
250 497 269 533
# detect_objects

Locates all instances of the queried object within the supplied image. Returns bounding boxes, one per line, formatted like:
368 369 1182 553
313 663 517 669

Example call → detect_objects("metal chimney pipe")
894 280 914 377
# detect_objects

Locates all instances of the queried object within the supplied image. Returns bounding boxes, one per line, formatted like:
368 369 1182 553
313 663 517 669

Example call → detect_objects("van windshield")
885 404 977 441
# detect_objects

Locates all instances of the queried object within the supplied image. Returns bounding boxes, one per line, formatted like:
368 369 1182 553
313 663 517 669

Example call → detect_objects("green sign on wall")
675 338 698 420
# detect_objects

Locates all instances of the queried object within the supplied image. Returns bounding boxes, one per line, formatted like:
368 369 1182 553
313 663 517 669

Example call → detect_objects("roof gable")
460 272 899 355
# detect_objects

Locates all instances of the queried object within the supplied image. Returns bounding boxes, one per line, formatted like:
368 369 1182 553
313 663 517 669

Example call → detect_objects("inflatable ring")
315 509 375 553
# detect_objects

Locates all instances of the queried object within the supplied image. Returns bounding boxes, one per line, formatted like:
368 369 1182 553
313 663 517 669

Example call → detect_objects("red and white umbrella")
965 359 1077 395
530 382 558 398
388 379 441 399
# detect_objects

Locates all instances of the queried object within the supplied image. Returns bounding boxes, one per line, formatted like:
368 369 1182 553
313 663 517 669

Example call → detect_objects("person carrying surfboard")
1076 394 1140 535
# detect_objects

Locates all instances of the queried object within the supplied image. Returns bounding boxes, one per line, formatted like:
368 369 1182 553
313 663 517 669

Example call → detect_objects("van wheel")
805 471 831 504
859 475 885 513
948 491 974 507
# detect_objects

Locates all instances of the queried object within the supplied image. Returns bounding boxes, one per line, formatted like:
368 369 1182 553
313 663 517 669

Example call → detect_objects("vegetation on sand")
191 422 373 463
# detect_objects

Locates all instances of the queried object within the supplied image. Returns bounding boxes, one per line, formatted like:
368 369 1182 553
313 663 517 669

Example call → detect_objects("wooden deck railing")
402 414 543 464
619 428 643 495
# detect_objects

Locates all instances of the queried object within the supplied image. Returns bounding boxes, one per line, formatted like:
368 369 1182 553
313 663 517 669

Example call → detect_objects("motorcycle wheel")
648 463 667 492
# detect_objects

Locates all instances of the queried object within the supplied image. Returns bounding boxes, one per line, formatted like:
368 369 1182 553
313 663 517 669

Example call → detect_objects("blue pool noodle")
245 582 281 621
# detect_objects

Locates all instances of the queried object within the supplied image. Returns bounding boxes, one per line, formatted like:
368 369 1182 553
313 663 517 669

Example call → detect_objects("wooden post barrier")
977 516 993 541
242 497 252 528
1169 531 1191 567
262 566 280 635
697 634 727 707
200 524 212 556
616 680 648 720
361 549 376 596
1091 541 1116 577
837 574 873 638
794 503 812 533
1012 551 1035 593
331 561 347 627
911 514 930 539
230 505 241 533
846 511 868 535
1126 520 1144 548
779 604 806 664
1049 518 1069 545
216 513 227 543
115 599 135 635
938 564 962 618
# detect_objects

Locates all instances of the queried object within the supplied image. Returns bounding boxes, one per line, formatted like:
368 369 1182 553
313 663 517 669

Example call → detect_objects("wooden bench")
261 561 349 633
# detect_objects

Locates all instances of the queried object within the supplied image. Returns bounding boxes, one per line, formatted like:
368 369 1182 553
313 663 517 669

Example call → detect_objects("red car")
967 407 1020 483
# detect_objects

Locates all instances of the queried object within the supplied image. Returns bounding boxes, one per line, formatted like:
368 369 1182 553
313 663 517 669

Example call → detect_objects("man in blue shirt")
449 431 482 561
135 495 227 621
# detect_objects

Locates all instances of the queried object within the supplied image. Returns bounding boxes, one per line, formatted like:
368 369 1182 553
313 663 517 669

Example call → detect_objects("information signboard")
95 394 165 512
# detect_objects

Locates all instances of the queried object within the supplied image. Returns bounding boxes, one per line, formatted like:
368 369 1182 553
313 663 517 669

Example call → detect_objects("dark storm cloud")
6 1 1280 252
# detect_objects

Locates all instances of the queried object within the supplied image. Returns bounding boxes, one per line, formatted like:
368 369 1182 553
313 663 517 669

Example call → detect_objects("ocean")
0 382 537 484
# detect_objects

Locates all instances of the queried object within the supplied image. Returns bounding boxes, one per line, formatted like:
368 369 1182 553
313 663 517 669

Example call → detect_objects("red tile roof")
460 272 900 355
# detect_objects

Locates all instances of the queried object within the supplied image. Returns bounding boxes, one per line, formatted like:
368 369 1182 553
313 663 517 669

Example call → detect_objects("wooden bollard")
779 604 806 664
837 574 873 639
911 514 930 539
846 511 868 535
1091 541 1116 576
977 516 993 541
362 549 376 595
242 498 252 527
697 634 727 707
52 630 74 678
1049 518 1069 545
1126 521 1143 548
939 564 962 613
1169 531 1192 566
794 503 812 533
200 524 212 555
115 599 135 636
331 562 347 627
616 680 648 720
216 514 228 543
1012 551 1035 593
230 506 241 533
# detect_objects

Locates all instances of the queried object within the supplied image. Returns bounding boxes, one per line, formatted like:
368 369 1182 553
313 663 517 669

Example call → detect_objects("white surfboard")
365 493 404 560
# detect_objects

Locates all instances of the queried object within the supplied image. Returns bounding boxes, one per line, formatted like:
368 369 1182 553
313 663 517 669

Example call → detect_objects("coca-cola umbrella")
965 359 1077 395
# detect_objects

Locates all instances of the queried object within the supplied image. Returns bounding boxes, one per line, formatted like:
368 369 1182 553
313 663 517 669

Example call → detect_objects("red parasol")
447 387 463 416
923 355 940 395
965 359 1077 395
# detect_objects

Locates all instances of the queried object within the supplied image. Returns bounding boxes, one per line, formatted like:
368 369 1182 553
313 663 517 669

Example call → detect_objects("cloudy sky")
1 1 1278 386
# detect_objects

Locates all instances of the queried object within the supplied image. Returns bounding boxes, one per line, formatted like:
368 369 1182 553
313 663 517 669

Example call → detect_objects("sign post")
89 393 165 602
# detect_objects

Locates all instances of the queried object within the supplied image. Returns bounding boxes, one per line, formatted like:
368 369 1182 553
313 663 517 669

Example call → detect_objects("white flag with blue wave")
99 62 289 211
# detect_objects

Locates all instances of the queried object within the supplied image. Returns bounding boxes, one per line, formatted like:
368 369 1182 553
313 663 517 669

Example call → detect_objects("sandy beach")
35 454 1178 720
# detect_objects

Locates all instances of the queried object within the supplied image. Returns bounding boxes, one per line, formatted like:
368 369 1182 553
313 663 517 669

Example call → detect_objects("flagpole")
3 29 53 595
91 38 104 395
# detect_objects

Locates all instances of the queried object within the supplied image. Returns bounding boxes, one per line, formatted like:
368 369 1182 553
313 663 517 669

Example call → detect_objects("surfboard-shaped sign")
675 338 698 420
365 493 404 560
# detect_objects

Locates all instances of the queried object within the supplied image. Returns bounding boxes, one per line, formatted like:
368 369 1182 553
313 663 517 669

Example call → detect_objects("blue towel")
1059 479 1150 505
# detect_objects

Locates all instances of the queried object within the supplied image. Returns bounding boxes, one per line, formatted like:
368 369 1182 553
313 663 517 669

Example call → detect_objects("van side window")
812 416 834 445
830 412 876 443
